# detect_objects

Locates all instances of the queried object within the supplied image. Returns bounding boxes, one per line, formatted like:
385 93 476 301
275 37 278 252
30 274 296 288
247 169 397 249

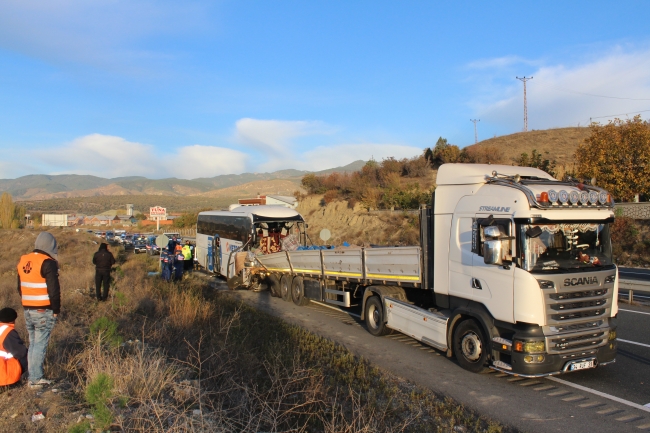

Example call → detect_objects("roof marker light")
599 192 608 205
580 191 589 205
569 191 580 205
589 191 599 204
548 190 558 203
539 192 549 204
559 190 569 204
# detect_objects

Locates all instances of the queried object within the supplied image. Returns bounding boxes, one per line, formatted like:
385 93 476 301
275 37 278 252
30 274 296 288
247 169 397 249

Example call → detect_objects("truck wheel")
291 276 310 306
280 274 292 302
267 274 281 298
365 296 391 336
453 319 491 373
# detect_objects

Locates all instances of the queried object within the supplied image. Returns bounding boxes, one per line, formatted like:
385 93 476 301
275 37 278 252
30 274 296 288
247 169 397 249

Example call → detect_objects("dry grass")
0 228 512 433
463 127 591 174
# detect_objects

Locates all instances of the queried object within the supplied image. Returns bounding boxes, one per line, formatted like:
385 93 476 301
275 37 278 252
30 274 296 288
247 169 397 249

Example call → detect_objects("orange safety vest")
0 324 22 386
17 252 52 308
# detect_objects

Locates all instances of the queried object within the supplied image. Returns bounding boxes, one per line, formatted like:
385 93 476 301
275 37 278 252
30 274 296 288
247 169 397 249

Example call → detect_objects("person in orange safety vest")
16 231 60 389
0 308 27 386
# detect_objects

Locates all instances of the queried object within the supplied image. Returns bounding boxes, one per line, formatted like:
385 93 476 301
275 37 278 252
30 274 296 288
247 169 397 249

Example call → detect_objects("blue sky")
1 1 650 179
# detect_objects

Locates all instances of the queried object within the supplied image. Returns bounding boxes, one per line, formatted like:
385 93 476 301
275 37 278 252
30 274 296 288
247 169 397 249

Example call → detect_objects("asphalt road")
212 280 650 433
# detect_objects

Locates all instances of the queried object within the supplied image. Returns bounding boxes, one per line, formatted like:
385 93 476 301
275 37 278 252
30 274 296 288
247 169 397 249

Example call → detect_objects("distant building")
238 195 298 209
42 214 68 227
126 204 134 217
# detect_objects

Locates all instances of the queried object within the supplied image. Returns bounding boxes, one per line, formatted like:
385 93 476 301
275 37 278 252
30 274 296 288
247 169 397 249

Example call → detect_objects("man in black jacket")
93 243 115 301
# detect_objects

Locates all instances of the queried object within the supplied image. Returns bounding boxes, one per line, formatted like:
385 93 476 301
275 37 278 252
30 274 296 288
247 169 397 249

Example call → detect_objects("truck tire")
365 296 391 336
267 274 281 298
453 319 491 373
280 274 292 302
291 276 310 306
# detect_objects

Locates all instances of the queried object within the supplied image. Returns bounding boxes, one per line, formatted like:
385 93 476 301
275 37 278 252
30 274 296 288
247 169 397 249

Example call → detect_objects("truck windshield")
520 223 613 273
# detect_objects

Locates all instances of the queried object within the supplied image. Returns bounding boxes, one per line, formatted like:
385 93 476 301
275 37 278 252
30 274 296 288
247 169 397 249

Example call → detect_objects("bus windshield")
520 223 614 273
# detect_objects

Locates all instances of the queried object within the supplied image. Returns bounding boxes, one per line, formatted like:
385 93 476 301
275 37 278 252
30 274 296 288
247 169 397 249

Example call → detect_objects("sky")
1 1 650 179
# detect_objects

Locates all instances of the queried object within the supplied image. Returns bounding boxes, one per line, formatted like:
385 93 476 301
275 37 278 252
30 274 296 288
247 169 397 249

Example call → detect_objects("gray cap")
35 232 58 261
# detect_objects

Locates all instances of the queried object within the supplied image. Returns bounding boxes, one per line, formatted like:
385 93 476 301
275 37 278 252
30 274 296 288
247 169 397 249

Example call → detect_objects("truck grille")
549 289 608 300
550 299 607 311
551 309 606 321
548 332 607 354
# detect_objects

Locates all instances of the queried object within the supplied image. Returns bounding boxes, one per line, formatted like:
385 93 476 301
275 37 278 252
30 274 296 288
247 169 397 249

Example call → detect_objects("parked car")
133 238 147 254
146 236 161 255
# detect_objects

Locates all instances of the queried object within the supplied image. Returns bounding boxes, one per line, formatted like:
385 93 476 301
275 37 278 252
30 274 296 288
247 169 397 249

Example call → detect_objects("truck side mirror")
483 239 503 265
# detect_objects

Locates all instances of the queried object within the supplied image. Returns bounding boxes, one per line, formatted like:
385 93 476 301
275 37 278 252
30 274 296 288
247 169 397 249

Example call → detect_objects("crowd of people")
160 236 194 282
4 231 198 391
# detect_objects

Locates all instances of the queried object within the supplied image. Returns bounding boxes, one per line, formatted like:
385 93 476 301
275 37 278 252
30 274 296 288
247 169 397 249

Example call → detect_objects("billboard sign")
149 206 167 220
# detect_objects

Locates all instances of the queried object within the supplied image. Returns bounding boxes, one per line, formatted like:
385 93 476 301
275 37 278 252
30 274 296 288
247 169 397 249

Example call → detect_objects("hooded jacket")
16 232 61 314
93 243 116 272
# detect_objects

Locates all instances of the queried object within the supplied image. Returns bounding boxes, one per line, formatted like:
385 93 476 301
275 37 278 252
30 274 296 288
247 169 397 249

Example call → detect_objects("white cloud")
39 134 247 179
471 48 650 129
467 55 536 70
235 118 331 153
175 145 247 178
299 143 423 172
0 0 208 71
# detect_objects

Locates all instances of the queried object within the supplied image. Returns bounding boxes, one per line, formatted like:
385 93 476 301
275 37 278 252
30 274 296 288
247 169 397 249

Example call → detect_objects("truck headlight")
514 340 545 353
524 354 545 363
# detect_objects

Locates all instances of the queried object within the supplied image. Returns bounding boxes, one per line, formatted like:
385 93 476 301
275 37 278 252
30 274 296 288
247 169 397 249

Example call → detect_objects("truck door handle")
471 278 482 290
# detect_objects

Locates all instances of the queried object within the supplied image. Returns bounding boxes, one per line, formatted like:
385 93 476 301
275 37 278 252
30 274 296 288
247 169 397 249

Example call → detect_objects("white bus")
196 205 306 278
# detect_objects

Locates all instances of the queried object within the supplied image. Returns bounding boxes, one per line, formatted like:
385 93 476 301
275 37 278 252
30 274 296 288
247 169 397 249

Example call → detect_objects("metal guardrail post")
629 289 634 304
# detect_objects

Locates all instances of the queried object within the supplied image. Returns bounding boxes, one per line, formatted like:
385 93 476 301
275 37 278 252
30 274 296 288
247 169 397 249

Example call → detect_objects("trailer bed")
256 246 423 286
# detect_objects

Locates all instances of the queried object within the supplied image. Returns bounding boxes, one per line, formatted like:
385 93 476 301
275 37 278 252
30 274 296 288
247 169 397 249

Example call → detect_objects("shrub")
90 317 123 347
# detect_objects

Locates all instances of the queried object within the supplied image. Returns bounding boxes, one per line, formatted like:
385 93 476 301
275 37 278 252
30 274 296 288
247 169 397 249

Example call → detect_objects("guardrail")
618 279 650 303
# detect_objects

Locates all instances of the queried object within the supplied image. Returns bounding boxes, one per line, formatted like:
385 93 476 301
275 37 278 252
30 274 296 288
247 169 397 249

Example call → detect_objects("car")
145 236 161 255
133 238 147 254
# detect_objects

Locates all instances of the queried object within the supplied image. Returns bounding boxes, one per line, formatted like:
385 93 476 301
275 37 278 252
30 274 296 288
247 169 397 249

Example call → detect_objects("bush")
90 317 123 347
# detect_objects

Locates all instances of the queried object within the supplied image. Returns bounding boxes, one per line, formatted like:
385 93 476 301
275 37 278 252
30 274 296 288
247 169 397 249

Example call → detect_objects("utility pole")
516 76 533 132
470 119 480 144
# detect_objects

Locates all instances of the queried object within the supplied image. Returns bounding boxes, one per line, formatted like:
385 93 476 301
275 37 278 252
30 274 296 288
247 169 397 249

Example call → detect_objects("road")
207 279 650 433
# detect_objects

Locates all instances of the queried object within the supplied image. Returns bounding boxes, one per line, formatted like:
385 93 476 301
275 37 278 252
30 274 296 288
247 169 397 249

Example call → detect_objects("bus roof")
199 205 304 221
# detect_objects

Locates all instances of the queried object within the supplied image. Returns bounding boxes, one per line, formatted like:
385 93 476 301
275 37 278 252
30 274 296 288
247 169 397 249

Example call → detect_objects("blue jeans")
24 309 56 382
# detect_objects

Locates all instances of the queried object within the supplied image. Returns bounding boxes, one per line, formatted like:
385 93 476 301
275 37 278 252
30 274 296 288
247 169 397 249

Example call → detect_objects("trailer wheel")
291 276 310 306
267 274 281 298
365 296 391 336
280 274 292 302
453 319 490 373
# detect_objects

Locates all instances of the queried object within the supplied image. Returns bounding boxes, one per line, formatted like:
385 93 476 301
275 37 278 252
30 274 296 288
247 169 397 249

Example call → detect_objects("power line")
545 85 650 101
516 76 533 131
470 119 480 144
589 108 650 122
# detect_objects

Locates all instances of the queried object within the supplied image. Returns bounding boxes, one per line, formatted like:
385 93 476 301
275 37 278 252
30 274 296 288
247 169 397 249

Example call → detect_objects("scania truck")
196 163 618 376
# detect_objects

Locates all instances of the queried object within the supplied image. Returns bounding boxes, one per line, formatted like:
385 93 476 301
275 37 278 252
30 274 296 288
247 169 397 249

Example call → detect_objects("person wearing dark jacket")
16 231 60 388
93 243 116 301
0 308 27 386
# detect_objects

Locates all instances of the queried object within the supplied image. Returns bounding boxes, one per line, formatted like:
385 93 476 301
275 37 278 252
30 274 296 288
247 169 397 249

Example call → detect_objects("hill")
463 127 590 170
3 160 365 201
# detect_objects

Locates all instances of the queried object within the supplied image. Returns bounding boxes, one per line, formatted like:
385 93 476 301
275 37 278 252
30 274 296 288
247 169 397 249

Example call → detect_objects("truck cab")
430 163 617 375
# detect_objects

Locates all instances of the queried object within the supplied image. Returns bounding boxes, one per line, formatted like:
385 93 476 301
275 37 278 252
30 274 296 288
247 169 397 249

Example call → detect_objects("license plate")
569 360 595 371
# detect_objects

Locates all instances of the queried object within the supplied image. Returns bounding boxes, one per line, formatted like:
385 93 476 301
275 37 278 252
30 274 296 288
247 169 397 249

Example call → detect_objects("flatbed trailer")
202 163 620 377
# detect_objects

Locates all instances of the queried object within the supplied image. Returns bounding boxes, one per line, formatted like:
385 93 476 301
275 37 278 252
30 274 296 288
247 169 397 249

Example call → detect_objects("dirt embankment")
298 195 420 246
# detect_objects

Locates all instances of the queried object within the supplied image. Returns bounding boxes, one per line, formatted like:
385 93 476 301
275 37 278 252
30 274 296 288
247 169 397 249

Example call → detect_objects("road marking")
619 339 650 349
619 308 650 316
312 301 361 318
547 376 650 414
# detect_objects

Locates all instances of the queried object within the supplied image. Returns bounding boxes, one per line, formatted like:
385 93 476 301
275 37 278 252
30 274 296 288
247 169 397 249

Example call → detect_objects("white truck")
198 164 619 376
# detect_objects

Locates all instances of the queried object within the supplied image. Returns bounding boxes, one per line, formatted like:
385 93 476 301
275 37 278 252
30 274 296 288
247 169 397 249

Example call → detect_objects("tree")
576 116 650 201
0 192 16 229
515 149 557 177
